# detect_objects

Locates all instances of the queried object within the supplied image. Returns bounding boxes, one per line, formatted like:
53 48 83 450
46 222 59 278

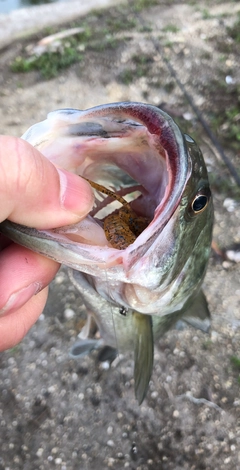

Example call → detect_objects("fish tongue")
133 312 154 405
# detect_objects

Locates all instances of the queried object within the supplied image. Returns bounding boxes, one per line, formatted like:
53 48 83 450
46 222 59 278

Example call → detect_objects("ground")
0 1 240 469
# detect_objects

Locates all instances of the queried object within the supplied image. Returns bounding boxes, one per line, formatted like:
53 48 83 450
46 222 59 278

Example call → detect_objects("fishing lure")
83 177 150 250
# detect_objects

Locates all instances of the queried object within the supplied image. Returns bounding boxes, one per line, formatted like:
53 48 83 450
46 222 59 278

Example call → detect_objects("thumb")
0 135 94 229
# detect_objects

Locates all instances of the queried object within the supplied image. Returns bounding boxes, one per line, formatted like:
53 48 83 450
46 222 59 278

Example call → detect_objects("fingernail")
0 282 42 316
58 169 94 217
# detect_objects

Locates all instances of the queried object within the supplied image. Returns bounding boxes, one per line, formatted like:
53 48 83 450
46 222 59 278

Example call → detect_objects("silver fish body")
0 102 213 403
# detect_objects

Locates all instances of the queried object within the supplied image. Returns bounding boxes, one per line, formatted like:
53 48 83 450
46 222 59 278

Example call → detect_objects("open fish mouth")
19 102 189 267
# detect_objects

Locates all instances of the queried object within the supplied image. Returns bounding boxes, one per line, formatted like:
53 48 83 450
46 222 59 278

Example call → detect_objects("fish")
0 102 213 404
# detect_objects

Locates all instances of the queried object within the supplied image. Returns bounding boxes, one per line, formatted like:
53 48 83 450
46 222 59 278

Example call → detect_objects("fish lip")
3 103 190 270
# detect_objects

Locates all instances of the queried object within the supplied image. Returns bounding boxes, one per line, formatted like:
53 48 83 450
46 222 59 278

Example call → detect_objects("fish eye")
189 187 211 217
192 194 208 212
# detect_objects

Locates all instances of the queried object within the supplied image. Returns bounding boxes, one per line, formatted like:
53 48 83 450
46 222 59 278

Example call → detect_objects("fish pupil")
192 195 208 213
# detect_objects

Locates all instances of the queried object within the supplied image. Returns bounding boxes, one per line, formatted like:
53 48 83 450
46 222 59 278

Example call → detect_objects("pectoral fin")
182 289 211 333
133 312 154 405
69 338 104 358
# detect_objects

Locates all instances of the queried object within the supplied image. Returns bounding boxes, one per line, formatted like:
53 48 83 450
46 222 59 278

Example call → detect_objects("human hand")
0 135 93 351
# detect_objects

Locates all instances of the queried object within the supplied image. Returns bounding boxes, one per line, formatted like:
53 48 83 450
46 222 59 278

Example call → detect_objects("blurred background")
0 1 240 469
0 0 66 15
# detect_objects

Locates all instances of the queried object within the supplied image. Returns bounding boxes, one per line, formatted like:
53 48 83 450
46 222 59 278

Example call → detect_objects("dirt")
0 1 240 469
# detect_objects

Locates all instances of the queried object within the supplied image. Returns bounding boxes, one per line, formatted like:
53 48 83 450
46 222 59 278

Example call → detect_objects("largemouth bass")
0 102 213 403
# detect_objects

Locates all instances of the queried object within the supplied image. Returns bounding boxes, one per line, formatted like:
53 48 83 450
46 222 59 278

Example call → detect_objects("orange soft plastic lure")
83 178 149 250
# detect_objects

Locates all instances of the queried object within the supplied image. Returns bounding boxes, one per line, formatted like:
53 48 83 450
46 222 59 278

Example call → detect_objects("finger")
0 135 94 229
0 287 49 352
0 243 60 315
